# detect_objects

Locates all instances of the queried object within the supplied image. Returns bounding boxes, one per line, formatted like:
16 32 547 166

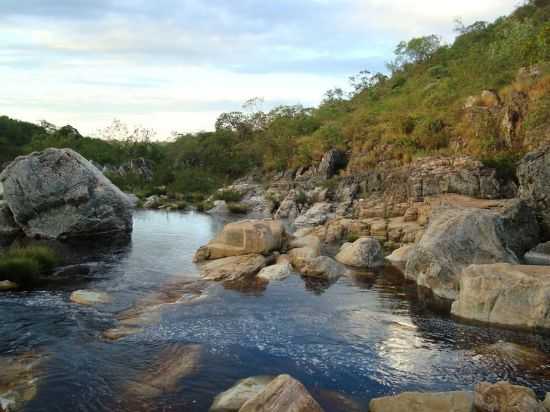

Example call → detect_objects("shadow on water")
1 210 550 412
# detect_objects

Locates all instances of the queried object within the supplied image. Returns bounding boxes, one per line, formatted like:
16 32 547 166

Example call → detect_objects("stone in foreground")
0 148 133 240
210 376 275 412
474 381 545 412
451 264 550 330
199 254 267 282
194 220 285 262
257 263 293 282
301 256 344 281
335 237 384 268
70 290 112 306
405 202 539 300
239 374 323 412
0 280 18 291
369 391 473 412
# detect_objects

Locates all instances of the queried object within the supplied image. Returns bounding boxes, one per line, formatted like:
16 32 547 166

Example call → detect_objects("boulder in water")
210 376 275 412
474 381 545 412
70 290 112 306
199 254 267 282
369 391 473 412
0 148 133 240
335 237 384 269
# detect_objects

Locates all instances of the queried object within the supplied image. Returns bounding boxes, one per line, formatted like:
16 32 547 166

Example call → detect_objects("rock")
474 381 545 412
544 393 550 411
317 149 347 179
451 264 550 330
0 148 133 240
123 344 201 400
194 220 285 262
275 192 300 221
518 146 550 237
289 235 321 252
257 263 293 282
0 280 18 291
143 195 161 209
405 202 539 300
369 391 473 412
0 204 21 241
199 254 267 282
239 374 323 412
475 341 549 369
301 256 344 281
210 376 275 412
288 245 321 271
335 237 384 269
386 245 414 269
70 290 112 305
0 352 46 412
524 241 550 265
102 326 144 341
294 203 333 227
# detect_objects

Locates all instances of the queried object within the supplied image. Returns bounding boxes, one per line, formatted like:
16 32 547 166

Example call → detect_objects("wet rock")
0 204 21 241
386 245 414 270
294 203 333 228
210 376 275 412
0 352 46 412
335 237 384 269
405 202 539 300
199 254 267 282
369 391 473 412
123 344 201 400
0 148 133 240
317 390 366 412
239 374 323 412
102 326 144 341
257 263 293 282
70 290 112 305
475 341 549 369
301 256 344 281
474 381 545 412
194 220 285 262
451 264 550 330
0 280 18 291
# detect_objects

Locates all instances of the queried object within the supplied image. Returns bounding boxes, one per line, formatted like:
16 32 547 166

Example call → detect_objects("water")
1 210 549 411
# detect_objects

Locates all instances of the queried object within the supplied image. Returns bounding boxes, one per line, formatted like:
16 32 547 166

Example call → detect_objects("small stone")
0 280 18 291
210 376 275 412
70 290 112 305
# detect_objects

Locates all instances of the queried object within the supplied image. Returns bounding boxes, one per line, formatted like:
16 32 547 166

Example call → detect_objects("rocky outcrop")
210 376 275 412
294 203 333 228
199 254 267 282
335 237 384 268
317 149 347 179
0 204 21 242
194 220 285 262
451 264 550 330
405 201 539 300
369 391 473 412
518 145 550 237
474 381 546 412
239 374 323 412
0 148 133 240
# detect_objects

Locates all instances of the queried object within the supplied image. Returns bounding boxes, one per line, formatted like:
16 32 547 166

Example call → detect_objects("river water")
1 210 549 411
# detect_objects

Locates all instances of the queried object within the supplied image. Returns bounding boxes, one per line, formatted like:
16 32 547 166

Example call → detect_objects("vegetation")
1 1 549 200
0 245 59 285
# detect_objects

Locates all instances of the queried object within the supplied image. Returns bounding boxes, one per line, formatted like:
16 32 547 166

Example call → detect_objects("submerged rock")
194 220 285 262
0 148 133 240
210 376 275 412
102 326 144 341
405 202 539 300
369 391 473 412
475 341 550 369
451 264 550 330
474 381 545 412
199 254 267 282
70 290 112 306
239 374 323 412
0 352 46 412
335 237 384 269
123 344 201 400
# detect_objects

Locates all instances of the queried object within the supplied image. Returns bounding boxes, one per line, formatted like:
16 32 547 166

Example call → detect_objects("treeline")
1 0 550 198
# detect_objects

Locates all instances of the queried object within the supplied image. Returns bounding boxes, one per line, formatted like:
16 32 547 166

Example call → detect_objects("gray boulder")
0 203 22 241
0 148 133 240
405 201 539 300
335 237 384 268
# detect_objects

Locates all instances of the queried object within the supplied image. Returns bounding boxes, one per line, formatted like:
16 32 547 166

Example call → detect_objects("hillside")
1 0 549 198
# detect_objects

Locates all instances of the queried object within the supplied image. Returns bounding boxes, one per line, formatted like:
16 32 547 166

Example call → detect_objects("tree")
394 35 442 66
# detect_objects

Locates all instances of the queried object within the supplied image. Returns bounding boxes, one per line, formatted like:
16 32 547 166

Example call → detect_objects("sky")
0 0 520 139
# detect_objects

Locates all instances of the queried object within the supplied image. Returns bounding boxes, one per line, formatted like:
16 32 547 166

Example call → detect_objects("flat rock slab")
369 391 473 412
475 381 545 412
70 290 112 305
199 254 267 282
210 376 275 412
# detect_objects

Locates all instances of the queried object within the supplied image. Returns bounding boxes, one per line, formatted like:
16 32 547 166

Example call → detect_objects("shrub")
215 190 243 202
197 200 215 212
227 202 249 214
345 233 360 243
6 245 60 273
0 257 41 285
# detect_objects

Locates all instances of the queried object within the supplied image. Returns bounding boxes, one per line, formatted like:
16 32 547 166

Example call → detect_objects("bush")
227 202 249 214
197 200 215 212
215 190 243 202
0 257 40 285
6 245 60 272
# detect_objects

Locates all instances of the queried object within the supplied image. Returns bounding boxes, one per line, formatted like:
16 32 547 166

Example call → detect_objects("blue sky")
0 0 519 138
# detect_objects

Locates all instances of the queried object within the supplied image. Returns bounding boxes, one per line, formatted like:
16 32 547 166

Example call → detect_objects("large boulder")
335 237 384 268
451 264 550 330
369 391 473 412
194 220 285 262
239 374 323 412
294 203 333 228
199 254 267 282
257 263 293 282
474 381 545 412
518 145 550 237
301 256 344 281
0 203 22 241
288 236 322 271
0 148 133 240
405 202 539 300
210 376 275 412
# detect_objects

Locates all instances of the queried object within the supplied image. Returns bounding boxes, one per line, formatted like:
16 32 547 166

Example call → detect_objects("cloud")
0 0 521 137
